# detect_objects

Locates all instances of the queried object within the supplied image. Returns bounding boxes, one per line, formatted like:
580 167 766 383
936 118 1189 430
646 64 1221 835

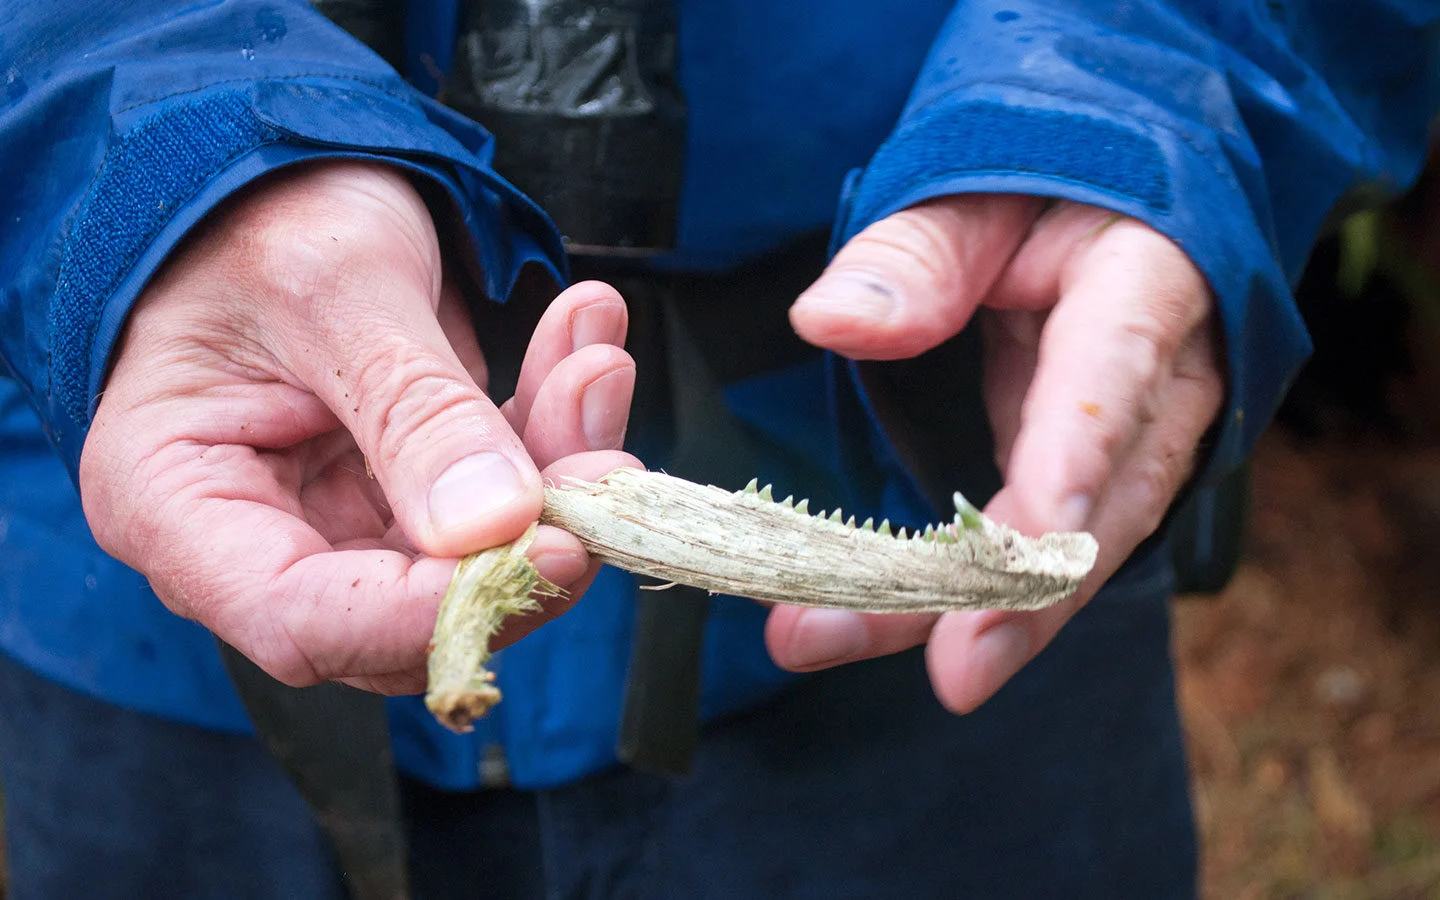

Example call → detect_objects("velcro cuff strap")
843 100 1172 241
49 91 282 425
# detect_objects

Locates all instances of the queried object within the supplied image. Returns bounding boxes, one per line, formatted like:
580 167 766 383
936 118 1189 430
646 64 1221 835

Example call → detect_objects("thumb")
277 285 541 559
789 194 1043 359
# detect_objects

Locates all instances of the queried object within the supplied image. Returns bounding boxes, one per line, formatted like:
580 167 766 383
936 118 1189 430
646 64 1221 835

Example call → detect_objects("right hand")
79 161 638 695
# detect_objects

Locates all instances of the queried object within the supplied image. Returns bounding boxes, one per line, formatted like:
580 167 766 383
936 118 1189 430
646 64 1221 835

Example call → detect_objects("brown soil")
1177 429 1440 898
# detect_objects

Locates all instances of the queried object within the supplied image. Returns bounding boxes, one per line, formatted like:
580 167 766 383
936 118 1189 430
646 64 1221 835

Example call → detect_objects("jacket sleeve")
837 0 1440 483
0 1 564 477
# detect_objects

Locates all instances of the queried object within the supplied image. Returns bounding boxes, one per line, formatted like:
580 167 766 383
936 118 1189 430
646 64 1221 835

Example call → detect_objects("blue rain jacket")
1 0 1435 789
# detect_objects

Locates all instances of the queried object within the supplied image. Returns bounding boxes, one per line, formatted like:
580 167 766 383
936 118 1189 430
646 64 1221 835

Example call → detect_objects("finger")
984 206 1186 486
271 254 541 559
522 345 636 468
765 606 939 672
289 452 645 691
979 308 1046 478
926 332 1223 714
999 221 1212 534
437 279 489 394
789 194 1043 359
490 449 644 647
507 281 628 434
328 524 608 696
986 202 1126 309
296 443 392 544
337 522 610 695
1071 318 1225 558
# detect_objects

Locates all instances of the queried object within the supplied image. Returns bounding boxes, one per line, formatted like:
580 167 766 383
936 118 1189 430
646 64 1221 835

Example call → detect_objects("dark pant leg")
534 548 1197 900
0 652 347 900
400 779 545 900
227 545 1193 900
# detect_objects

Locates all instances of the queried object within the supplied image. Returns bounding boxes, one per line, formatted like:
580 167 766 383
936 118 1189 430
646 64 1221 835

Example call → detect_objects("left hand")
765 195 1225 713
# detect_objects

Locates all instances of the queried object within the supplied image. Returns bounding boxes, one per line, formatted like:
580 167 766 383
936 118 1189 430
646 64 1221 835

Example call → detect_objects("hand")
765 195 1224 712
80 161 639 695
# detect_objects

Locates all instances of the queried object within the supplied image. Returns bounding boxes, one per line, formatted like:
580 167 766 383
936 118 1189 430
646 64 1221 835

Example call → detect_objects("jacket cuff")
834 81 1312 489
44 78 564 475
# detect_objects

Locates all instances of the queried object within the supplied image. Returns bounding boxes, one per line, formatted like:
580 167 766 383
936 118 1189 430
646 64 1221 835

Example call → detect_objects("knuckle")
357 350 482 470
241 219 375 323
143 572 210 632
1197 368 1226 418
257 601 328 688
1134 440 1197 533
843 211 963 294
1092 226 1213 346
1062 401 1128 479
229 192 439 329
78 444 124 554
1131 465 1173 537
254 640 325 688
1066 444 1115 503
1177 340 1228 418
79 432 175 565
1113 318 1166 388
1104 222 1206 290
1149 238 1211 307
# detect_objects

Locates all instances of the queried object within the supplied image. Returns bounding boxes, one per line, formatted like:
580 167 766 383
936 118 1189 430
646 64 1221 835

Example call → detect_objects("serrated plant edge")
540 468 1097 613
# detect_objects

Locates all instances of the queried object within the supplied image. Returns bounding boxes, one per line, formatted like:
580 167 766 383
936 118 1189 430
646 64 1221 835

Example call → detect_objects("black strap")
610 281 765 774
218 641 410 900
615 583 712 773
576 237 834 775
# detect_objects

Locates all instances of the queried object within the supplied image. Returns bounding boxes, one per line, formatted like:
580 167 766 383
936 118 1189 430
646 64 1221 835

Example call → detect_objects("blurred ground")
1177 432 1440 898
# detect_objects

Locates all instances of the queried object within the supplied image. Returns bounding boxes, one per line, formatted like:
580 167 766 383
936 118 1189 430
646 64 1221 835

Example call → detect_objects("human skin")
79 161 640 696
766 194 1225 714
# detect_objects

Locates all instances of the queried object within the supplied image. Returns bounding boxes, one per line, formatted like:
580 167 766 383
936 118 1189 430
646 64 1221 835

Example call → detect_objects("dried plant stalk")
427 468 1098 731
425 524 559 733
541 468 1097 613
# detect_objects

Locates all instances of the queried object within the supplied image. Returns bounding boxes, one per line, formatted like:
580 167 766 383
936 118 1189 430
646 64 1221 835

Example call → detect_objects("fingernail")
793 271 897 322
581 368 634 450
975 620 1032 683
531 550 589 589
429 452 527 534
1057 494 1093 532
571 302 623 352
788 608 869 669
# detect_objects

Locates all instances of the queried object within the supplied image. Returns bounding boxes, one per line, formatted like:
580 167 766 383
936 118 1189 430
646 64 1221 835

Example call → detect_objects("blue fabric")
0 383 256 731
0 0 1438 796
661 0 955 268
